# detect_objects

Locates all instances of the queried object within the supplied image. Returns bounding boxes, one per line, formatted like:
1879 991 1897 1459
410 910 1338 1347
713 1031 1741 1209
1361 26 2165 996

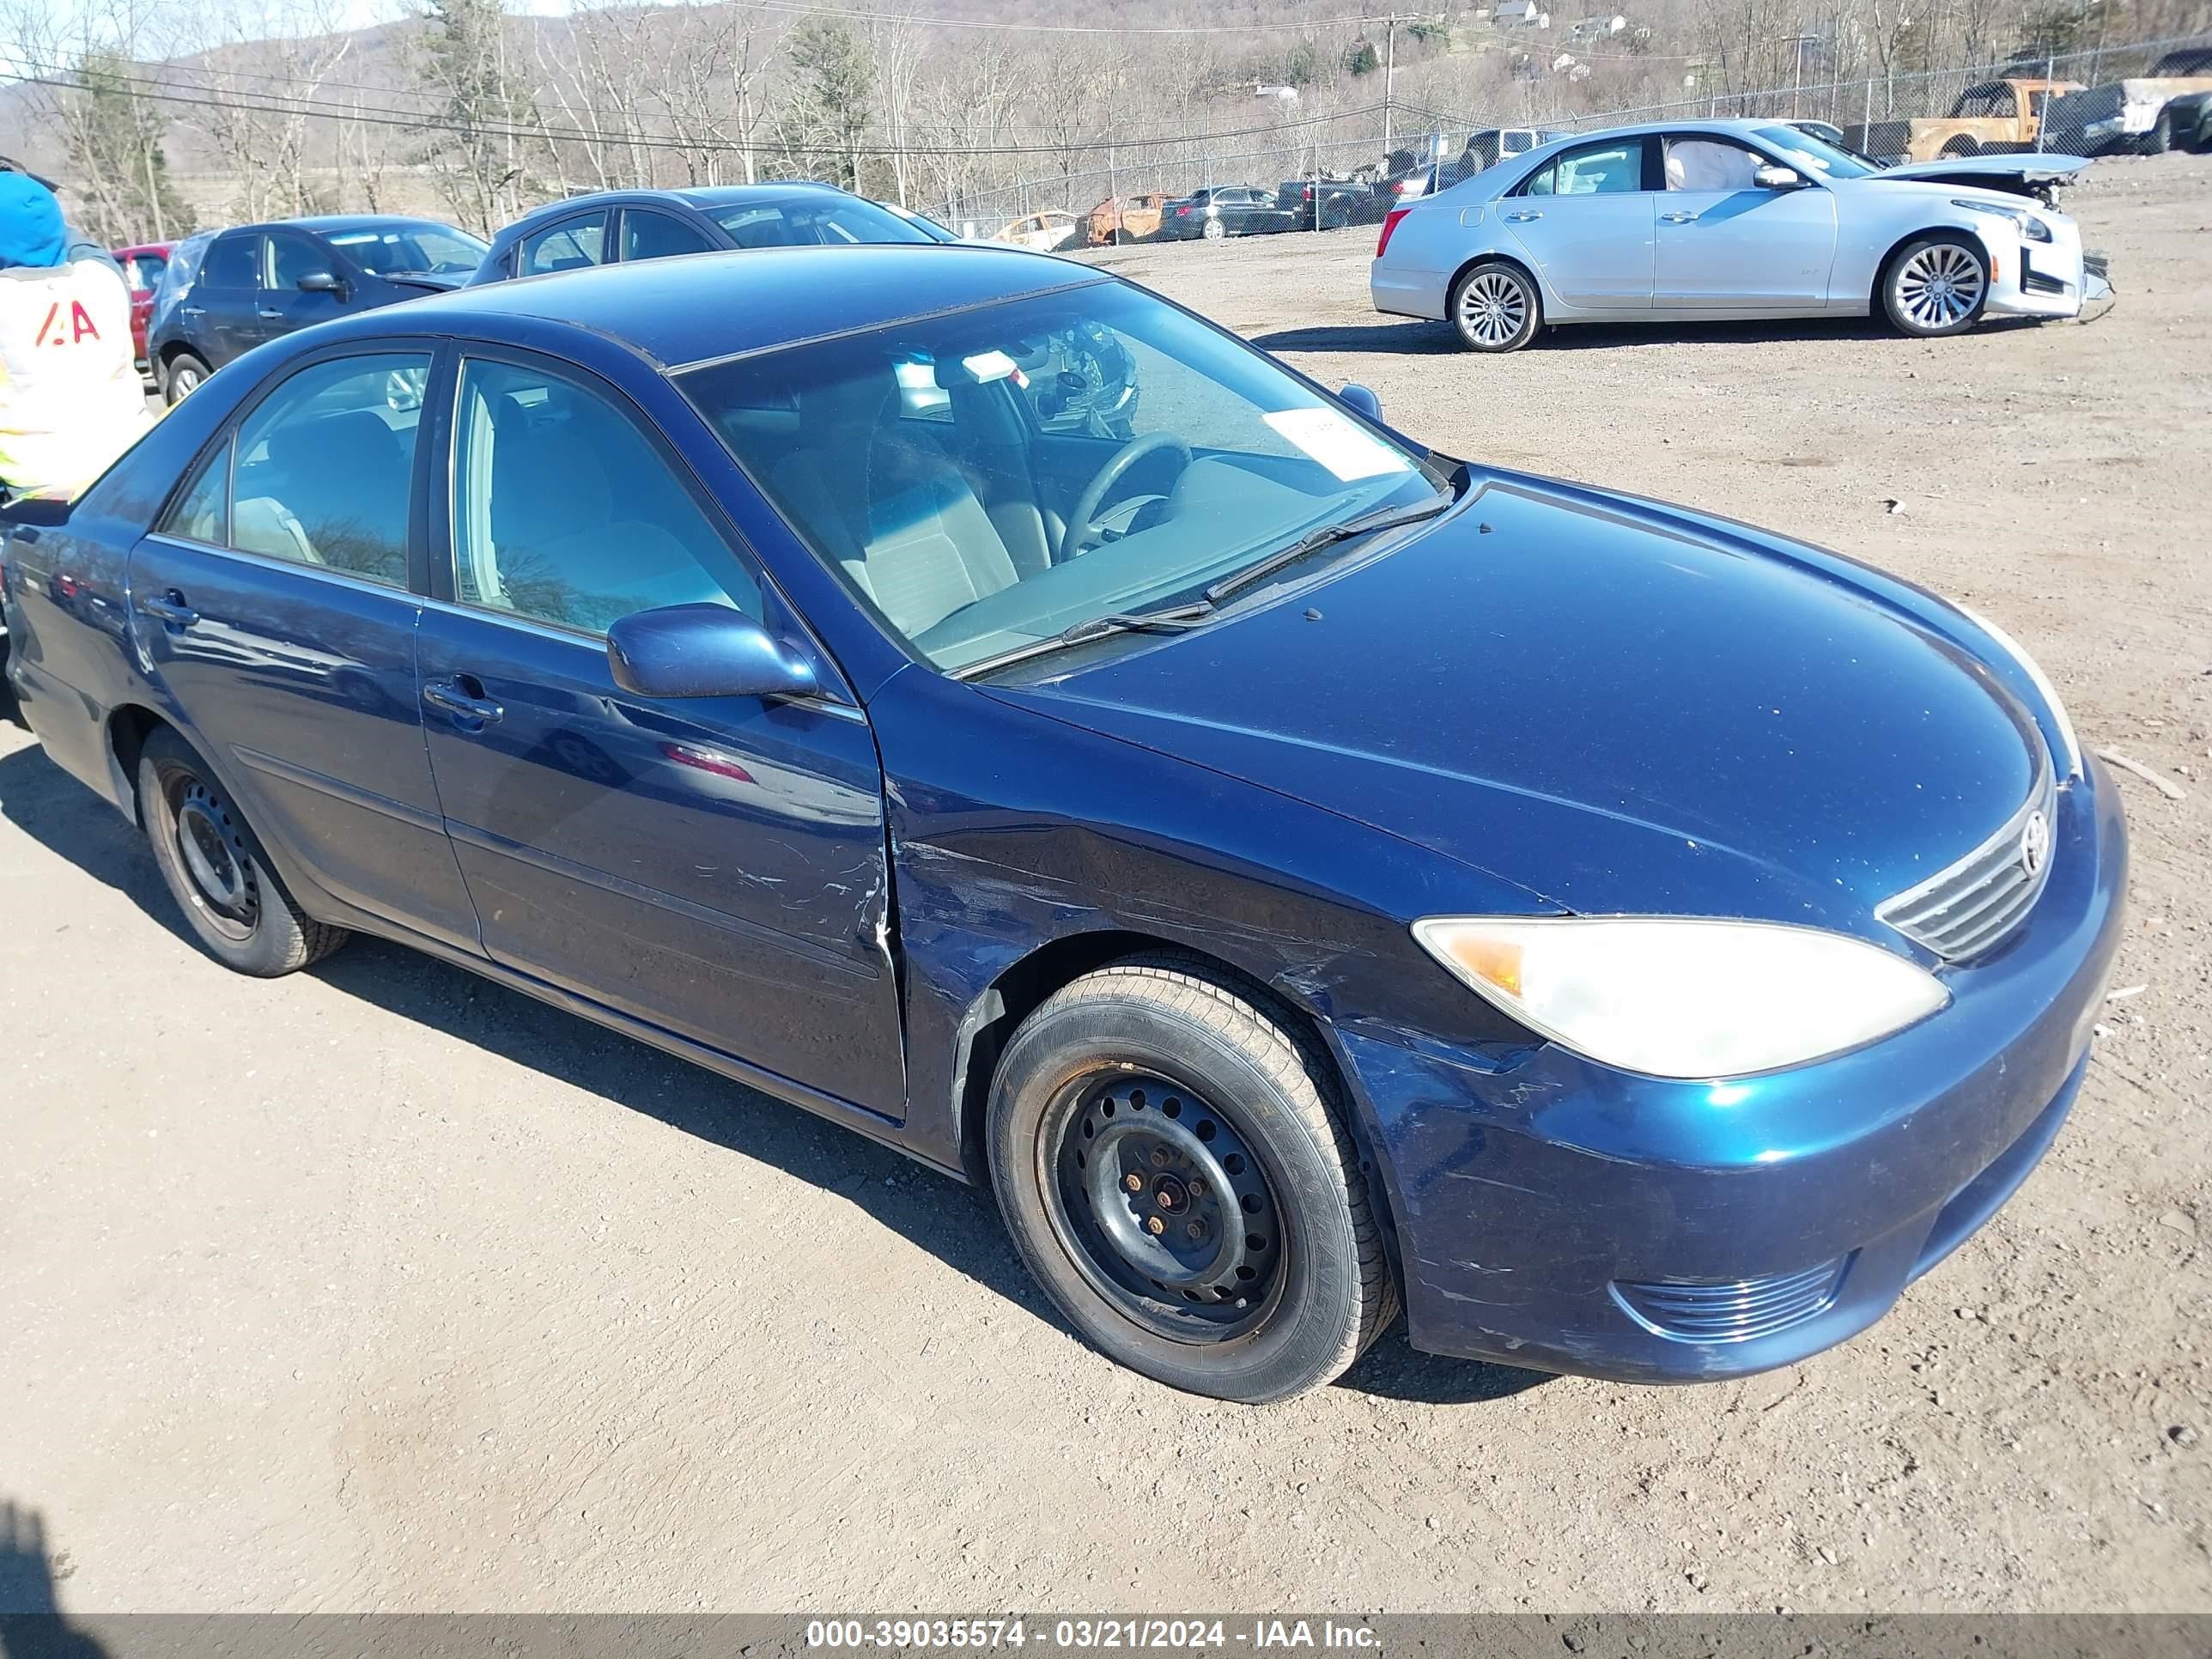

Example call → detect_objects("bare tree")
181 0 355 222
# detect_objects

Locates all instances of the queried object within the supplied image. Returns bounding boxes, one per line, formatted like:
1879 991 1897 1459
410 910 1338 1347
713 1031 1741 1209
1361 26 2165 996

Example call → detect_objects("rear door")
412 349 906 1115
187 230 262 367
1653 133 1838 309
126 344 480 948
515 211 610 277
1502 136 1656 309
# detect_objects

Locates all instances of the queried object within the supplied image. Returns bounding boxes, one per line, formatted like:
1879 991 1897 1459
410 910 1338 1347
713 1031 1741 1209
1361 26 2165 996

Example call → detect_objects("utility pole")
1382 15 1398 161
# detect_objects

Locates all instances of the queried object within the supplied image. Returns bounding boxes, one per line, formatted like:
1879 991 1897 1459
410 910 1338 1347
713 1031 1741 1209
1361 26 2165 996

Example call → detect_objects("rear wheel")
1881 234 1989 337
987 959 1396 1403
1200 217 1226 240
1449 260 1541 352
137 728 348 975
162 351 210 404
1940 136 1981 157
2142 109 2174 154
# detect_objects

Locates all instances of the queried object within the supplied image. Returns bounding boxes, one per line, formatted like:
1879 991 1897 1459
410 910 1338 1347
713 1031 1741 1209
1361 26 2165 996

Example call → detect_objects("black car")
468 184 941 285
1158 186 1298 240
147 216 486 404
1273 177 1376 230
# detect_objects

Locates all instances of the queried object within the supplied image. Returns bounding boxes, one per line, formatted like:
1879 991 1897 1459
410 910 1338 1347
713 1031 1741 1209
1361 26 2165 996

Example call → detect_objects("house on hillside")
1566 13 1628 43
1492 0 1552 27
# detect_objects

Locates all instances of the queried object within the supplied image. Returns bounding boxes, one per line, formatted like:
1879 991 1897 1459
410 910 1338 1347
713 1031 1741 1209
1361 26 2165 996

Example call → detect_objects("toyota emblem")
2020 810 2051 877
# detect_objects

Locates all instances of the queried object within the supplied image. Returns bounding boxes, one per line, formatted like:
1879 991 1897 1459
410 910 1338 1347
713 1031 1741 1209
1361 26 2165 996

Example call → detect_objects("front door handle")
1504 210 1543 222
257 307 283 319
1661 210 1700 222
181 306 206 317
138 590 198 629
422 676 504 727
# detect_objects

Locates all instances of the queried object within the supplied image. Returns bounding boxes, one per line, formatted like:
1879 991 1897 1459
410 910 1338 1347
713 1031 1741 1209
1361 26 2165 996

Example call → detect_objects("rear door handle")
1504 210 1543 222
1661 210 1700 222
422 676 504 727
257 307 283 319
138 590 198 629
181 306 205 317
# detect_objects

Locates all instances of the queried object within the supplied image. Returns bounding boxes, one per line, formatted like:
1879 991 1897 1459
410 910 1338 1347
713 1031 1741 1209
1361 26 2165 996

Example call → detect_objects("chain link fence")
924 27 2212 250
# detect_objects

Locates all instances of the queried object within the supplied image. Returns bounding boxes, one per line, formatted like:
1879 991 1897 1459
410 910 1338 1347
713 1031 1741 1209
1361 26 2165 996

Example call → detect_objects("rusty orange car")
1085 191 1170 246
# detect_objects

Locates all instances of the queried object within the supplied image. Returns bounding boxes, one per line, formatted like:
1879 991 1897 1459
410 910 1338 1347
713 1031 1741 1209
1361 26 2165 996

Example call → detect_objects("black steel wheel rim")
1042 1070 1285 1343
167 772 259 940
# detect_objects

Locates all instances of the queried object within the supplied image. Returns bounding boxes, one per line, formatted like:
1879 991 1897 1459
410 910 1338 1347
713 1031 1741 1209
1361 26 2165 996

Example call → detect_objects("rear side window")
621 210 716 263
123 252 167 290
162 440 229 545
1523 139 1645 196
226 352 429 586
201 233 259 290
448 357 761 635
520 215 606 276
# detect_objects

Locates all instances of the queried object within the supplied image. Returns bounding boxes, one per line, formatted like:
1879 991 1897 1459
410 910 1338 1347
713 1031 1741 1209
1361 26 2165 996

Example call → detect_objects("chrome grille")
1876 757 2058 962
1613 1257 1850 1343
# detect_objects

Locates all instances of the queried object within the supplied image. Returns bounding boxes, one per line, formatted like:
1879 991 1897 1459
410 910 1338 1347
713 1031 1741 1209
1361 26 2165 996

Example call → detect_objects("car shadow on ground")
1258 314 2051 356
0 735 1551 1409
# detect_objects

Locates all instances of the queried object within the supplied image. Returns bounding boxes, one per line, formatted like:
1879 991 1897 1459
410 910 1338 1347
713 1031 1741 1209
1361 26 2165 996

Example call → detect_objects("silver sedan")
1370 118 2100 351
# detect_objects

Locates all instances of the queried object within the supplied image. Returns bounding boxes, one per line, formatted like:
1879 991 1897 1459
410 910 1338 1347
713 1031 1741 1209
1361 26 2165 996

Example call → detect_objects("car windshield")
705 196 936 248
1756 125 1879 179
679 280 1453 675
325 222 489 276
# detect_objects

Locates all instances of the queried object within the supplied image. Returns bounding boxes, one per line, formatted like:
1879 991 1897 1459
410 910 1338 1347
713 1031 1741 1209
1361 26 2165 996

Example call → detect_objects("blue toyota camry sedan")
1 246 2124 1402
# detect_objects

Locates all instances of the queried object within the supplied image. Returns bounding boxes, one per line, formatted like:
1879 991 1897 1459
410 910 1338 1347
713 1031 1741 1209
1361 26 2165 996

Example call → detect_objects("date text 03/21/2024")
805 1621 1382 1651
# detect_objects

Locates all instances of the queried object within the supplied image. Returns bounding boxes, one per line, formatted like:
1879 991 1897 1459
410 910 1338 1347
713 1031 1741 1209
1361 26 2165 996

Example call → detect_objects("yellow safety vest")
0 258 153 496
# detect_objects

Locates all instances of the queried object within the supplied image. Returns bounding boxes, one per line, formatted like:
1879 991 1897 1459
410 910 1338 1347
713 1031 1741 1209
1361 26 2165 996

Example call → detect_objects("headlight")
1411 916 1949 1079
1952 601 2081 777
1951 198 2052 242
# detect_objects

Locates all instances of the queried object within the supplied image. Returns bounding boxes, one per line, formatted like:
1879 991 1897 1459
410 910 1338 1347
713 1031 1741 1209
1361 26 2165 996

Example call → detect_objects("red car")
112 242 172 368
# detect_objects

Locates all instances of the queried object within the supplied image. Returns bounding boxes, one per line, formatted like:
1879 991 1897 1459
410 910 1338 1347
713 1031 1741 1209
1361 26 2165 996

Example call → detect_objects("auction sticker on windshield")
1262 407 1411 482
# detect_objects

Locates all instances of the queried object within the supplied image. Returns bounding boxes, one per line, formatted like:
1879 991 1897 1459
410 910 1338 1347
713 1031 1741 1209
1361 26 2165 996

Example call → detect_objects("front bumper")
1337 757 2128 1383
1985 215 2094 320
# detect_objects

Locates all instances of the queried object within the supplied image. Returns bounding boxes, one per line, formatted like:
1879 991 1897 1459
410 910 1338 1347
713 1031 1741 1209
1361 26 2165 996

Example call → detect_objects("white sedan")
1370 118 2105 351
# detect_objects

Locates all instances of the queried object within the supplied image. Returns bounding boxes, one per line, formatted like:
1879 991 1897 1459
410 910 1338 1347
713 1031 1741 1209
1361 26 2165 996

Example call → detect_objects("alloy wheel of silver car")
1887 239 1988 336
1450 265 1537 352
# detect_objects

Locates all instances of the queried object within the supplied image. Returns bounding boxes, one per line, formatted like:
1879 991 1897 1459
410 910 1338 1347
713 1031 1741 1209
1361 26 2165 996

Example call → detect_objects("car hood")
984 474 2043 933
1875 154 2093 189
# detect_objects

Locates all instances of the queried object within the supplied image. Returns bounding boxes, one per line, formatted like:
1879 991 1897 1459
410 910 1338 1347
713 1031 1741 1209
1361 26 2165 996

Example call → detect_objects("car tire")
1881 233 1990 337
137 727 348 976
162 351 211 405
1940 137 1981 157
1448 260 1542 352
1201 217 1226 240
2142 110 2173 155
986 957 1397 1404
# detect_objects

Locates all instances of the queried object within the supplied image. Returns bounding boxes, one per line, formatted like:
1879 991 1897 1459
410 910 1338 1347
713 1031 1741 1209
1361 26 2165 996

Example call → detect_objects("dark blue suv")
2 247 2124 1402
148 216 487 404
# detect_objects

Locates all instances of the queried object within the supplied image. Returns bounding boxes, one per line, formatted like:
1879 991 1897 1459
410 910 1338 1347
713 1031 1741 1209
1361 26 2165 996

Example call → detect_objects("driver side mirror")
296 270 348 296
1338 382 1384 422
1753 164 1804 190
606 604 818 701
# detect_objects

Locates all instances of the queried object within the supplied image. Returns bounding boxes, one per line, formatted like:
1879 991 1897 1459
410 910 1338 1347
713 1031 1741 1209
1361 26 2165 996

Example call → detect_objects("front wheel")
162 351 210 404
138 728 348 975
987 960 1397 1403
1449 261 1542 352
1882 234 1990 337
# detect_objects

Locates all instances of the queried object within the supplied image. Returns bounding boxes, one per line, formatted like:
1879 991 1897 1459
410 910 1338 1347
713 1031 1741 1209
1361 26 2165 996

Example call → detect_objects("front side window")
228 352 428 585
681 281 1452 674
449 358 761 636
1753 125 1876 179
622 210 716 263
266 232 331 289
1664 137 1761 191
520 216 607 276
1524 139 1644 196
705 196 934 249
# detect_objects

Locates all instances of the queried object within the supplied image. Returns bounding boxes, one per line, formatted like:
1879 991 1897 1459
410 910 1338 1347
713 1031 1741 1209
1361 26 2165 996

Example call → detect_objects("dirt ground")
3 153 2209 1617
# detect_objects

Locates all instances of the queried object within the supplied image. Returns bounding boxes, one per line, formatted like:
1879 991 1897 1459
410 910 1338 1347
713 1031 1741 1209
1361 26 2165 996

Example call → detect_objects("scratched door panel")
412 605 906 1117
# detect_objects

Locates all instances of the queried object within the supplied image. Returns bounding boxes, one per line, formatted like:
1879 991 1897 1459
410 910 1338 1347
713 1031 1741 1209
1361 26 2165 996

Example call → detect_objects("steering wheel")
1055 432 1193 564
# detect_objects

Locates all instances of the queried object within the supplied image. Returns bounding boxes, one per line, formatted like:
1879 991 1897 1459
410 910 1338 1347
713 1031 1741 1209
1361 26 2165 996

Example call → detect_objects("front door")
257 229 356 348
126 347 480 949
1503 136 1656 309
414 350 906 1116
1654 134 1839 309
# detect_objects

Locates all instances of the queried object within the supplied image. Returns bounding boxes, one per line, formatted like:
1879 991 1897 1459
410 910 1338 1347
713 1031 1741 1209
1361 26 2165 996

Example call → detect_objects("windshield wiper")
1056 600 1216 646
1204 495 1451 605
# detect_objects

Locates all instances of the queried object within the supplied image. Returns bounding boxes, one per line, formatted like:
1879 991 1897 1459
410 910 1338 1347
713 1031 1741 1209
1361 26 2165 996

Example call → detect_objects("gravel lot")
3 153 2208 1616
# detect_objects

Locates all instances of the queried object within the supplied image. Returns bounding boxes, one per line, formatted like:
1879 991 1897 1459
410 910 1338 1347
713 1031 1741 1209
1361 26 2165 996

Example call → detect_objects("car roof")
218 214 465 237
495 181 852 234
357 242 1101 369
